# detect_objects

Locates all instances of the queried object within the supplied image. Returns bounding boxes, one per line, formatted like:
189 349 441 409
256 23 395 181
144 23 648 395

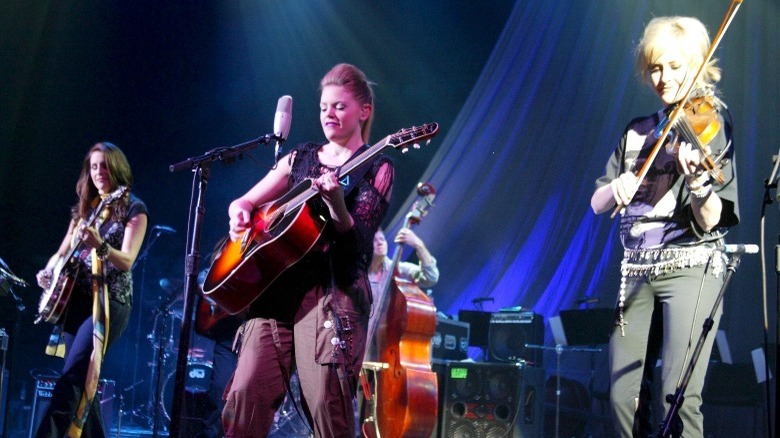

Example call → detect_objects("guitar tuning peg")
413 143 420 149
426 139 431 145
401 147 409 154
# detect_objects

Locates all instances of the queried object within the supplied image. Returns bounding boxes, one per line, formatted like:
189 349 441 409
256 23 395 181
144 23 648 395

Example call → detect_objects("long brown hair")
74 142 134 220
320 63 375 143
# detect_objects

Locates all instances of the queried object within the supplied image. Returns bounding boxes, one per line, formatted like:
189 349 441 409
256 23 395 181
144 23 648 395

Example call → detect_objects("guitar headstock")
387 123 439 154
102 185 129 205
105 186 130 202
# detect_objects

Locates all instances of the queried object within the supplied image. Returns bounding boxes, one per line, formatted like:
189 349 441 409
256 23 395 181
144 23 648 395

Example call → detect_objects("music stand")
558 308 613 346
457 310 492 347
542 308 612 438
458 310 492 361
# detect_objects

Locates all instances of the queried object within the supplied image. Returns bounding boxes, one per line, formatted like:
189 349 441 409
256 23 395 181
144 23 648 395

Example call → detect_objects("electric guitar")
202 123 439 315
36 186 129 324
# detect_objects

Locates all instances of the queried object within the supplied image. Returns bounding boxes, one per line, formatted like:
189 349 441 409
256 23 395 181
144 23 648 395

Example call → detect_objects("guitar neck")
283 136 392 212
59 187 126 264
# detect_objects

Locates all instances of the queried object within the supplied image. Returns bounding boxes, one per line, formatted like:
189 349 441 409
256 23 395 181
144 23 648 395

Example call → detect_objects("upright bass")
371 183 439 437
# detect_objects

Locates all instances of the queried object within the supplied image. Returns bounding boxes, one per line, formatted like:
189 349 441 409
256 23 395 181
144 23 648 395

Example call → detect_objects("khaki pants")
222 301 364 437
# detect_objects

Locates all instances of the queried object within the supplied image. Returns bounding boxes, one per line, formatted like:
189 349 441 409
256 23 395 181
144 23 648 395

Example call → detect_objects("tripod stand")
126 226 173 431
130 295 181 435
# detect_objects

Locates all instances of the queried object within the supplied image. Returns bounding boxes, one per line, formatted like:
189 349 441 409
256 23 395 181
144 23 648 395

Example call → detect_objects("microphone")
152 225 176 234
717 244 759 254
273 95 293 163
472 297 494 303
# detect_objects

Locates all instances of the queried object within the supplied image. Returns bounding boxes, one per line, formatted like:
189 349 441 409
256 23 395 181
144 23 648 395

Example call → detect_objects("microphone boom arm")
168 133 282 173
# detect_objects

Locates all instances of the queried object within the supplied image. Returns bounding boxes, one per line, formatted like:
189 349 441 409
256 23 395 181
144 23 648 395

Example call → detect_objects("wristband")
97 240 110 260
688 184 712 199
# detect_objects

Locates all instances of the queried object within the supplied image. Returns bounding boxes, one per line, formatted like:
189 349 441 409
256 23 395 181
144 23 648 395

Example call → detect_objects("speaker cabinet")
28 376 114 437
439 362 544 438
489 312 544 366
28 375 57 438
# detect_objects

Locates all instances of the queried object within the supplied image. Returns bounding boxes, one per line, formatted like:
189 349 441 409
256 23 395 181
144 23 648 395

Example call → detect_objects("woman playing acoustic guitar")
221 63 394 437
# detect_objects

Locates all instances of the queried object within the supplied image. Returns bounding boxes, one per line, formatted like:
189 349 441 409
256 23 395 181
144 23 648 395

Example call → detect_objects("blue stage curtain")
383 0 779 358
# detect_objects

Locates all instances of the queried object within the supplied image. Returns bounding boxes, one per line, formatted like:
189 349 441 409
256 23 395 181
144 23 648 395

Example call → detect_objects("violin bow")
611 0 744 218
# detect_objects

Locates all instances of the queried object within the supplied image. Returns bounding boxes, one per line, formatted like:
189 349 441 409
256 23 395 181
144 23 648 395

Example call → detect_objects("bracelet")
685 173 712 199
97 240 110 260
688 182 713 199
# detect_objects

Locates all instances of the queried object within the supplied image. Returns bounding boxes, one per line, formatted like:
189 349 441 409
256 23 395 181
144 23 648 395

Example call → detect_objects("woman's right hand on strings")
610 172 640 206
37 268 53 289
228 199 255 241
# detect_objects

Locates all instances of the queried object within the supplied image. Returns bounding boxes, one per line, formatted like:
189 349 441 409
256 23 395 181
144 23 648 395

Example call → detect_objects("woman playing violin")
590 16 739 437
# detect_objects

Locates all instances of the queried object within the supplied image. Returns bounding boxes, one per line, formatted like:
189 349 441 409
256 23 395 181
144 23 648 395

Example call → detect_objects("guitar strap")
68 205 112 437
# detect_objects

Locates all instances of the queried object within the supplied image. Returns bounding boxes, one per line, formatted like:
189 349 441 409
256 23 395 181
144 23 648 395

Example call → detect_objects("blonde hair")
320 63 375 143
635 16 721 91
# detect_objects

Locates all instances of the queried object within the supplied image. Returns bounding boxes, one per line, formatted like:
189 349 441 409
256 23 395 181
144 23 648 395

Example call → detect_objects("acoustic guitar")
194 293 234 336
202 123 439 315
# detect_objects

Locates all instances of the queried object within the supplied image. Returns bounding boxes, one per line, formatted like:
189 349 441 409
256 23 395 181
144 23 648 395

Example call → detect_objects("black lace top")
292 142 393 268
246 142 393 320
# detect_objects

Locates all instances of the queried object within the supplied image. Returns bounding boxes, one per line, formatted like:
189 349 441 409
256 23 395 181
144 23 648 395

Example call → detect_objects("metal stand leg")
359 361 389 438
656 255 742 438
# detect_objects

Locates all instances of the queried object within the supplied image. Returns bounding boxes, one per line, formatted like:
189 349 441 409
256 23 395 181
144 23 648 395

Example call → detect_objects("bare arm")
395 228 435 266
80 212 149 271
37 220 78 288
228 154 293 240
677 143 722 232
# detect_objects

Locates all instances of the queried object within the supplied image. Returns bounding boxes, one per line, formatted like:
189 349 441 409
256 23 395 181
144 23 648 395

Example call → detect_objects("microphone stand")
0 260 26 438
167 134 277 437
0 263 27 313
655 254 742 438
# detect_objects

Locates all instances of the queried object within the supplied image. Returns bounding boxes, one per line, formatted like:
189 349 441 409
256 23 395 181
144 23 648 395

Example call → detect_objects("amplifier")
28 376 114 437
432 317 469 361
437 361 545 437
488 312 544 366
28 375 58 438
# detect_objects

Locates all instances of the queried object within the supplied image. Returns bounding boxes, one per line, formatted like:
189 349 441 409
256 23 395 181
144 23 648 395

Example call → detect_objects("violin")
666 92 727 184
